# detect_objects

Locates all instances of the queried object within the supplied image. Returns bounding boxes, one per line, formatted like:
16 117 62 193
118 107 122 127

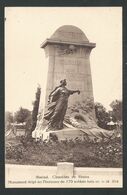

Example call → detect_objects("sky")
5 7 122 112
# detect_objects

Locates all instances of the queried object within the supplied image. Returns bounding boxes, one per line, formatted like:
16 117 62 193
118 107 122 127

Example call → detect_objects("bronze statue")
44 79 80 130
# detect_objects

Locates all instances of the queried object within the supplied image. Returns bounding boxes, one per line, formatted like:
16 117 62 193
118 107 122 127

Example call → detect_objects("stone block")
50 128 84 141
57 162 74 176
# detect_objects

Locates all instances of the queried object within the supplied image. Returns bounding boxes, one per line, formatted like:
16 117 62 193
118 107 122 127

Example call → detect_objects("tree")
25 114 33 137
5 111 13 123
110 100 122 122
14 107 31 123
31 85 41 131
5 111 13 130
95 102 111 129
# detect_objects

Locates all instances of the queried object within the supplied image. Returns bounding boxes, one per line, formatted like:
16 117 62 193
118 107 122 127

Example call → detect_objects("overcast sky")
5 7 122 112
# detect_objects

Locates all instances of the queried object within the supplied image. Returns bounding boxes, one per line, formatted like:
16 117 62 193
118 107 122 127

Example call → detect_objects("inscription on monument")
55 57 83 66
55 57 88 75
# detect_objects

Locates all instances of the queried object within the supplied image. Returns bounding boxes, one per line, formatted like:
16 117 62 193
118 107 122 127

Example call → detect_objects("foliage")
94 137 122 167
14 107 31 123
31 85 41 131
6 143 26 161
110 100 122 122
5 137 122 168
95 102 111 129
5 111 13 123
5 111 13 130
25 115 33 138
13 107 32 138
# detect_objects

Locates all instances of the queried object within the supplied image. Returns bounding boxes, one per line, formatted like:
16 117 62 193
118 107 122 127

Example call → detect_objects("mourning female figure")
44 79 80 130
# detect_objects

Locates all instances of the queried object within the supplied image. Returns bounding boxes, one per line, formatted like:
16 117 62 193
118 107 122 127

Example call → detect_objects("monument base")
32 119 118 142
48 128 85 141
33 125 118 143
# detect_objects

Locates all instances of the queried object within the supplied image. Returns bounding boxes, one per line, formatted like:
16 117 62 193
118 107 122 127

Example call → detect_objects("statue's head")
60 79 67 86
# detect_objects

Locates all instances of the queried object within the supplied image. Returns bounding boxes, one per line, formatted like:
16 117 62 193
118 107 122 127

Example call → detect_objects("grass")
5 136 122 167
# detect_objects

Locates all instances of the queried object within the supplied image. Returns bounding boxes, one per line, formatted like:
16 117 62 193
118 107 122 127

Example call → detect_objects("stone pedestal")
49 128 85 141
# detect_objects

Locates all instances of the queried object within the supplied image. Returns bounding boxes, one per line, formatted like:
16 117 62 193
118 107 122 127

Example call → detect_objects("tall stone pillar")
41 25 95 114
33 25 96 138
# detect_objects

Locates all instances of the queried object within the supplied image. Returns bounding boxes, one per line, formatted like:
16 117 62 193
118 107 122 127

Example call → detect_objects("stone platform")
32 121 117 142
48 128 84 141
41 126 117 142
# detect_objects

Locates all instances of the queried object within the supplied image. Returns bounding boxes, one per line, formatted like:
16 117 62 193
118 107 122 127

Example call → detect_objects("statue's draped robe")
44 86 74 129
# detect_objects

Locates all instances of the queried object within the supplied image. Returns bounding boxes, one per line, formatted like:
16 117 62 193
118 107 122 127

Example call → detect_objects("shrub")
5 136 122 167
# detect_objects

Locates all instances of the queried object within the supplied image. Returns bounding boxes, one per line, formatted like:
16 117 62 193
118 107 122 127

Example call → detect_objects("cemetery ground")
5 133 122 168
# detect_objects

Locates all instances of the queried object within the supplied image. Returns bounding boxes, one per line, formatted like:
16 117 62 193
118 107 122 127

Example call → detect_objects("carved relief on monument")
55 44 77 56
54 46 92 58
55 45 91 58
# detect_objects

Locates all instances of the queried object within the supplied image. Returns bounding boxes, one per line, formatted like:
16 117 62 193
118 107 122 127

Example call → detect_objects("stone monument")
41 25 95 111
32 25 117 141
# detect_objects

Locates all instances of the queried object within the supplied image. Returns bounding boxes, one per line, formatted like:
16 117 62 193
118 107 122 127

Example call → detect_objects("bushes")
6 144 26 161
5 136 122 167
93 137 122 167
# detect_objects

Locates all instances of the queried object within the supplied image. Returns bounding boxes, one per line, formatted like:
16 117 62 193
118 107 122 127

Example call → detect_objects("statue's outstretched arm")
69 90 80 95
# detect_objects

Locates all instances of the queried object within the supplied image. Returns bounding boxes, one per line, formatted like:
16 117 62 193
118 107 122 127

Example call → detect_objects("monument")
41 25 95 111
32 25 116 141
